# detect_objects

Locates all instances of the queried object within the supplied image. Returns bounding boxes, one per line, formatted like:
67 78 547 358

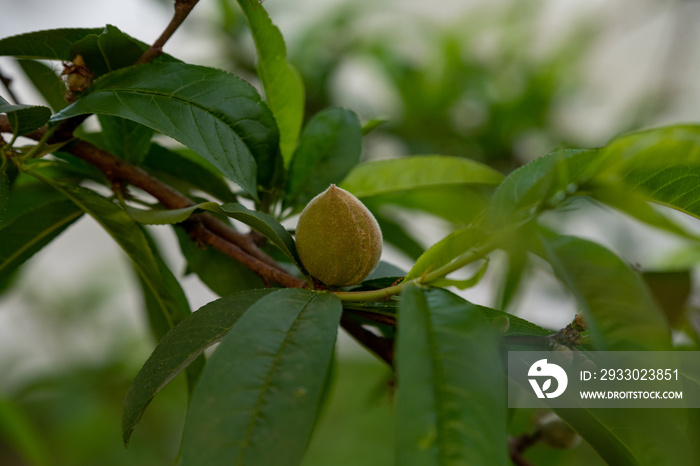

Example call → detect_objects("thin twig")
340 313 394 366
135 0 201 65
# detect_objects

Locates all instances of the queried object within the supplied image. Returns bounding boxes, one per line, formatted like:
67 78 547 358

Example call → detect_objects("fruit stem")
333 239 498 302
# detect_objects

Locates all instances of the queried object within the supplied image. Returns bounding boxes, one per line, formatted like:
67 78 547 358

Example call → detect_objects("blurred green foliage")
291 1 595 172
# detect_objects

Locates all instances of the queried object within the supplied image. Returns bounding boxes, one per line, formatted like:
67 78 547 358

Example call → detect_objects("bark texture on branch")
0 114 306 289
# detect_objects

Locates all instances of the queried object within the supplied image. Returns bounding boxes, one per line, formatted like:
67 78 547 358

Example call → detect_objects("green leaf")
367 261 407 280
406 225 485 281
556 408 696 466
0 26 179 64
480 305 552 337
361 118 386 135
51 63 281 199
342 156 501 223
134 269 172 345
496 247 529 310
180 289 342 466
396 286 508 466
98 115 153 165
365 185 490 225
69 24 145 77
35 174 191 329
0 28 104 60
487 148 600 228
0 178 62 225
122 288 274 446
0 196 82 284
374 211 424 260
142 144 237 203
16 59 68 112
429 259 488 290
124 203 202 225
236 0 304 162
341 155 503 197
175 227 263 296
540 233 671 350
588 186 697 240
594 125 700 221
0 95 51 137
214 202 300 267
643 270 692 328
286 107 362 208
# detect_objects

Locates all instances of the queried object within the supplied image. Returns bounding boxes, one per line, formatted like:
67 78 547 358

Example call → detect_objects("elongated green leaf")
70 24 144 77
365 184 490 225
286 107 362 207
98 115 153 165
496 247 529 310
344 295 552 339
362 118 386 135
341 156 503 197
556 407 696 465
124 203 202 225
0 28 104 60
35 175 191 329
122 288 274 446
342 156 501 224
643 270 692 328
487 148 600 228
0 178 61 226
17 59 67 112
175 228 263 296
589 186 697 240
0 197 82 285
374 211 424 260
180 289 342 466
214 202 300 266
51 63 281 199
396 286 508 466
142 144 237 203
406 225 485 280
236 0 304 162
0 26 178 63
134 270 172 345
594 125 700 221
0 96 51 136
429 259 488 290
540 233 671 350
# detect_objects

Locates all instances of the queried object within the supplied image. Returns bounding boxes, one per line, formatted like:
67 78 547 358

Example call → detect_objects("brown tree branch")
340 313 394 366
186 218 306 288
135 0 201 65
0 114 304 288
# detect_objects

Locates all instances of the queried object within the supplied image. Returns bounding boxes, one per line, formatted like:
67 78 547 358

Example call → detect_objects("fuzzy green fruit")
295 185 382 286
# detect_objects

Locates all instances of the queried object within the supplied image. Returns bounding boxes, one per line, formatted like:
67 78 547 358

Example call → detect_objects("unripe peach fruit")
295 185 382 286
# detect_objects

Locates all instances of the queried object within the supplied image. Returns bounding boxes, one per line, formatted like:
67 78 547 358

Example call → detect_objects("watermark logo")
528 359 568 399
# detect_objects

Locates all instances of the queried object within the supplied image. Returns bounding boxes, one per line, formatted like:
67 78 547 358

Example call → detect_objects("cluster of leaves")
1 1 700 465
